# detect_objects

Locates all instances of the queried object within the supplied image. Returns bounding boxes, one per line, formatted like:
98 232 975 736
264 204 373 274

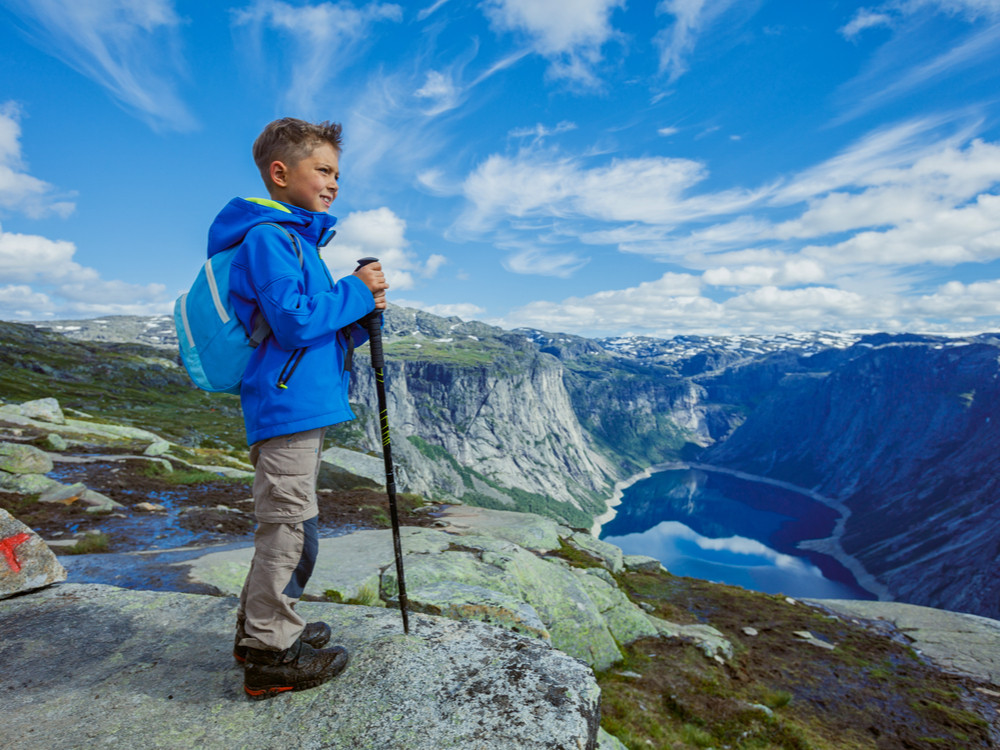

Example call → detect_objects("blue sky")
1 0 999 337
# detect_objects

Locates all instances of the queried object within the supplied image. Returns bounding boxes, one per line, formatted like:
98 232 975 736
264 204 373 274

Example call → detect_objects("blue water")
600 468 875 600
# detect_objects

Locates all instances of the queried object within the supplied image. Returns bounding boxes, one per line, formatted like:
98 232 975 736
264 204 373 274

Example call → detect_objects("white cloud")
481 0 624 85
0 284 52 317
0 227 92 282
233 1 403 115
509 121 577 142
502 246 589 278
458 149 730 231
0 223 171 320
414 70 462 116
654 0 737 83
843 0 1000 39
658 126 680 136
840 10 894 38
323 207 444 292
703 259 825 287
404 301 486 319
836 2 1000 122
0 104 76 219
2 0 195 131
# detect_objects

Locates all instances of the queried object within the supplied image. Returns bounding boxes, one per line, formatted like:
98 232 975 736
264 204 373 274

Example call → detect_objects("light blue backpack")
174 223 301 394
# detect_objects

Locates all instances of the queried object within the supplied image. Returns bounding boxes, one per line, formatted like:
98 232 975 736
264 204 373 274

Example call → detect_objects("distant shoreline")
591 461 892 602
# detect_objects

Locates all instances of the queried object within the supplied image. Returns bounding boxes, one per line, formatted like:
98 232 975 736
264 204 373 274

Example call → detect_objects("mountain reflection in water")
600 468 875 600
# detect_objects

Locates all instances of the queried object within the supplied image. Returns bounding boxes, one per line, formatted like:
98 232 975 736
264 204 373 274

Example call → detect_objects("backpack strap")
247 223 303 349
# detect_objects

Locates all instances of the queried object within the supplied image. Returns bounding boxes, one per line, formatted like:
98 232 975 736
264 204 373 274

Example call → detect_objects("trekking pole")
355 257 410 635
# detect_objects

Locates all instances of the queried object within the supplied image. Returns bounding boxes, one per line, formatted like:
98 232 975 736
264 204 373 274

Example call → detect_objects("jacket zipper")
275 232 345 389
276 348 306 389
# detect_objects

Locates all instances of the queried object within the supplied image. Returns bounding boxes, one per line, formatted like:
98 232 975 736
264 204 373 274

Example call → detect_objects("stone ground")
0 584 600 750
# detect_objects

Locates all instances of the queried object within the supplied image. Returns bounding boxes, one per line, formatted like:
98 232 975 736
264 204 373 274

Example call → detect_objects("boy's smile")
270 143 340 213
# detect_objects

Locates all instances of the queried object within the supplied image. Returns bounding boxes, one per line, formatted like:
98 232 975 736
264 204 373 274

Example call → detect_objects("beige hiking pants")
237 427 325 651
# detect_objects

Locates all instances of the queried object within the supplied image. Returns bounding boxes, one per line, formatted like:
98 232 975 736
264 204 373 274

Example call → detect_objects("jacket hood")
207 197 338 258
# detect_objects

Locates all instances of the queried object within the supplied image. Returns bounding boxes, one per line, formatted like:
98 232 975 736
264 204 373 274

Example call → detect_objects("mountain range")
20 312 1000 620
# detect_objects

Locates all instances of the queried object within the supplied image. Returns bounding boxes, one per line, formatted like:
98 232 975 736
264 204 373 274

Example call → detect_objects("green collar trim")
247 197 292 213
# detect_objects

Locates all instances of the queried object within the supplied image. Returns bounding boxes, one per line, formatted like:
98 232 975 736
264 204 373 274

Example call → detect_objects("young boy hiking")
205 117 388 700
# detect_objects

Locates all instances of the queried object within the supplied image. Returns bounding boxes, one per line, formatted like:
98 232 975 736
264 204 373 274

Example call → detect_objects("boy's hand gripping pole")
355 257 409 635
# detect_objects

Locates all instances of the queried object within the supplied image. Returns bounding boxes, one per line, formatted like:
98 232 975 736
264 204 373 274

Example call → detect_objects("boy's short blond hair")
253 117 343 187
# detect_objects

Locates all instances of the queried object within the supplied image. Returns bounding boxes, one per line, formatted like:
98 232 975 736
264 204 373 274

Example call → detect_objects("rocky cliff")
12 315 1000 621
704 337 1000 618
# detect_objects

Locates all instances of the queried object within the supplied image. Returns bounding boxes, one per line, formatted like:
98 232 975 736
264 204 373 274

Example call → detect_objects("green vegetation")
595 568 995 749
324 581 380 607
548 540 606 569
141 464 250 486
382 336 524 367
0 320 246 448
407 434 603 528
64 532 110 555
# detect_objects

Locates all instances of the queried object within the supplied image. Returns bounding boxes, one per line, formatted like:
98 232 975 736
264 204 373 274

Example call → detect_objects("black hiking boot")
234 620 332 663
243 638 349 701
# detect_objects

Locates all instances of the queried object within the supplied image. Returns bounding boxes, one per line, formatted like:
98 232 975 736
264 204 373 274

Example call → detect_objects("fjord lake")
600 467 876 600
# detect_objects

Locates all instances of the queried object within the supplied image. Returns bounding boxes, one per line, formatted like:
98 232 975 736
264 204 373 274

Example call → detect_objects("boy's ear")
269 160 289 188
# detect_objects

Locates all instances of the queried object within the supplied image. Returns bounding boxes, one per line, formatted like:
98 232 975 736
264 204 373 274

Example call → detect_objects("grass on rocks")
596 568 996 749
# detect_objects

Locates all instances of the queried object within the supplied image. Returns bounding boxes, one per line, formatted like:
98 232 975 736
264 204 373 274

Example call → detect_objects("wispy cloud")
654 0 738 83
0 103 75 218
481 0 625 86
232 0 403 116
836 1 1000 122
1 0 195 131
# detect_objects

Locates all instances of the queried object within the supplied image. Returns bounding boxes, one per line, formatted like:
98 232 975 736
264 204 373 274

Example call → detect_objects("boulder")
432 505 565 553
623 554 667 574
565 531 624 573
320 446 386 486
0 584 601 750
190 525 625 671
37 482 88 504
0 471 62 495
18 397 65 425
44 433 68 451
809 598 1000 686
0 508 66 599
143 440 172 457
0 441 54 475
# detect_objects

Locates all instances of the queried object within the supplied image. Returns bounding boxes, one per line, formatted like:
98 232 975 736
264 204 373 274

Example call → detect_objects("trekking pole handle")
355 257 384 369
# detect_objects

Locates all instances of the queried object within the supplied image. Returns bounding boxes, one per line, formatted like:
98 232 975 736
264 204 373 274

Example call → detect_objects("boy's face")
270 142 340 213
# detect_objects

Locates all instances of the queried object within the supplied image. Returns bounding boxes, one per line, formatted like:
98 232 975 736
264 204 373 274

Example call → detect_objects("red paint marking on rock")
0 532 32 573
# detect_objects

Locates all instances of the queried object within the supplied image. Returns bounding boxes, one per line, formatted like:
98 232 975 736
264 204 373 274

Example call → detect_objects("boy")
205 117 388 700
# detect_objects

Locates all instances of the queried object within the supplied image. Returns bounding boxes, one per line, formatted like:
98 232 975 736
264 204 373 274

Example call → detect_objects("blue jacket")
207 197 375 445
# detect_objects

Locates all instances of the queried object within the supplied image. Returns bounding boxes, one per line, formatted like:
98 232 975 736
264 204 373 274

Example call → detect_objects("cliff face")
10 315 1000 620
348 338 617 527
704 339 1000 618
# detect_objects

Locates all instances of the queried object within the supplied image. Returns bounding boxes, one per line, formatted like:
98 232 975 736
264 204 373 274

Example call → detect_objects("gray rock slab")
0 470 62 494
320 446 386 485
566 532 624 574
188 527 626 670
0 584 600 750
0 441 54 475
432 505 564 552
809 599 1000 686
0 508 66 599
19 397 66 424
623 554 667 574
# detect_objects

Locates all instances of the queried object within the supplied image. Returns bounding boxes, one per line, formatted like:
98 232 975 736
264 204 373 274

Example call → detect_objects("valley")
6 313 1000 619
